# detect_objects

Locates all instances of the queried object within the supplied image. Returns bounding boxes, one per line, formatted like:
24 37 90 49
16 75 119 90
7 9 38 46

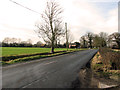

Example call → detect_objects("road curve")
2 49 98 88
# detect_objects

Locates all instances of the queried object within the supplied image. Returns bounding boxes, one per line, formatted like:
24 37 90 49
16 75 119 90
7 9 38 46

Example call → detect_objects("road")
2 49 98 88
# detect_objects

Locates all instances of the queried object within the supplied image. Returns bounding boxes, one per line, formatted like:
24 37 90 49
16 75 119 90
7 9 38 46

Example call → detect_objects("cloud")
58 0 118 41
0 0 118 43
0 23 41 43
0 0 43 43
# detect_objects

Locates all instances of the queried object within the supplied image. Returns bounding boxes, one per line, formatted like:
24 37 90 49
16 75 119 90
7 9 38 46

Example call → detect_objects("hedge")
99 48 120 70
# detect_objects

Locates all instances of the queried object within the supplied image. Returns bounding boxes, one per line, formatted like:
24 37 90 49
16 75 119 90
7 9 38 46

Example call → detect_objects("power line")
9 0 41 14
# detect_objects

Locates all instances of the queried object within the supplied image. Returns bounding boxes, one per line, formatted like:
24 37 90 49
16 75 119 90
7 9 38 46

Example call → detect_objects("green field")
1 47 76 56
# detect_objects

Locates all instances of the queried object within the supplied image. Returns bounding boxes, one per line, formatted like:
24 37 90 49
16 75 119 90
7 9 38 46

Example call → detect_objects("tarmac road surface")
2 49 98 88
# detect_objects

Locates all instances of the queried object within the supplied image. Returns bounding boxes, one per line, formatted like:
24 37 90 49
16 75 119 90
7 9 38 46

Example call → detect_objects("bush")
99 48 120 70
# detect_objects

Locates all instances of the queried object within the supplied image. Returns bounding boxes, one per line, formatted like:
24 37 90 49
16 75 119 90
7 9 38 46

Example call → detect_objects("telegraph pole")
65 23 68 51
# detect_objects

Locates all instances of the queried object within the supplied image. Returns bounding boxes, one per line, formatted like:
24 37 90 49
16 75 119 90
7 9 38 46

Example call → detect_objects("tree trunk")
51 45 54 53
83 40 86 48
51 35 55 53
50 19 55 53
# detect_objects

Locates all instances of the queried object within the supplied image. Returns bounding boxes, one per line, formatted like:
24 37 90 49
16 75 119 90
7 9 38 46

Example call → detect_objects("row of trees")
2 31 119 49
80 32 120 49
1 37 36 47
35 0 120 51
1 37 68 48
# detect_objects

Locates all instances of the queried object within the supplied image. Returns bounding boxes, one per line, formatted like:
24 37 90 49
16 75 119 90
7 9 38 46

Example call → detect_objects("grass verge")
91 48 120 81
1 48 88 61
1 49 80 65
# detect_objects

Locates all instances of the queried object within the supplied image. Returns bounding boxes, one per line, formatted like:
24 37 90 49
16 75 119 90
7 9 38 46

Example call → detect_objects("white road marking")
43 61 57 65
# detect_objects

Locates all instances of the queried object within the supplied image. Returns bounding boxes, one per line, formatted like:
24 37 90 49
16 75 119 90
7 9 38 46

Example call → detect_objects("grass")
91 52 110 78
0 47 86 65
1 50 78 65
1 47 77 57
91 49 120 80
112 49 120 52
1 47 86 62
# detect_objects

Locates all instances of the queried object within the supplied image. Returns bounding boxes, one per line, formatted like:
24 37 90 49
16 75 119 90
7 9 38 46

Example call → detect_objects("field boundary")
91 48 120 84
1 50 68 61
1 50 82 65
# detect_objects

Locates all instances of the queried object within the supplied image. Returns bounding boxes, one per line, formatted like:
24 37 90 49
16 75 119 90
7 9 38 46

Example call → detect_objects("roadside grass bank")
1 48 88 61
1 49 81 65
72 48 120 88
91 48 120 81
90 48 120 89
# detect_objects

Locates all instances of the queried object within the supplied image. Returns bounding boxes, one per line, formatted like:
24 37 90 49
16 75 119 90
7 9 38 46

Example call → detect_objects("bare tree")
35 1 64 53
2 37 10 44
99 32 108 40
37 41 43 45
99 32 108 47
85 32 94 48
92 32 108 48
27 39 32 44
11 38 17 44
108 32 120 49
17 38 21 44
93 34 101 48
80 36 87 48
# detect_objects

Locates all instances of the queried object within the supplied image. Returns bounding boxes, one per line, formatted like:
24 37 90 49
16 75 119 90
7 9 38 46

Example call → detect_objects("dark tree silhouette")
35 1 64 53
108 32 120 49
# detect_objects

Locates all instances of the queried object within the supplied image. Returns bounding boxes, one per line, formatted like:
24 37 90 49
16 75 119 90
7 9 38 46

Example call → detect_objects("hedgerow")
99 48 120 70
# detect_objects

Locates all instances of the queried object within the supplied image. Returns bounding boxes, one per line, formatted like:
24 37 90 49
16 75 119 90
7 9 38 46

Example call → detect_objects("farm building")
69 42 80 48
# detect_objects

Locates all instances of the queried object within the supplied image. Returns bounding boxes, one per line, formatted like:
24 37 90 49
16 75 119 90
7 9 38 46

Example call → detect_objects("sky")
0 0 119 44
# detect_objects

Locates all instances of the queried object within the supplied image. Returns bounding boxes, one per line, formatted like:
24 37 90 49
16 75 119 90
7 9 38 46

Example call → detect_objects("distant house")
69 42 80 48
108 40 119 49
69 43 76 48
40 44 46 47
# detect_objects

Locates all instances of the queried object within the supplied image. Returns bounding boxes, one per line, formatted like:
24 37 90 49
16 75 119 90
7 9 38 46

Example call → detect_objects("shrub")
99 48 120 70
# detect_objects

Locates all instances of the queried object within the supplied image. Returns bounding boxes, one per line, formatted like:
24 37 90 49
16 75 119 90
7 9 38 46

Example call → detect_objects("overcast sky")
0 0 119 44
